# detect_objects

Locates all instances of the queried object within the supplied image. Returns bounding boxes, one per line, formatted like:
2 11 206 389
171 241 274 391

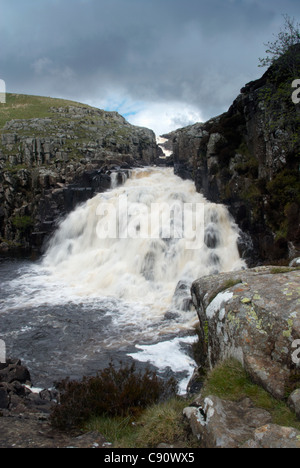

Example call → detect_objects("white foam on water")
128 335 198 394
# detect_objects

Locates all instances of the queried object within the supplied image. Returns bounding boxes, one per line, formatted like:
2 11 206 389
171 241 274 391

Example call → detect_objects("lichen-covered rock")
191 266 300 400
242 424 300 449
183 395 272 448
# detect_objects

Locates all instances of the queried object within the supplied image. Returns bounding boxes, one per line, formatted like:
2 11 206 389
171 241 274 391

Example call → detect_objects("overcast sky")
1 0 300 135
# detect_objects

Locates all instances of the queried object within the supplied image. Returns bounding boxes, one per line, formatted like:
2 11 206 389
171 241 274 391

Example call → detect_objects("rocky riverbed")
1 265 299 448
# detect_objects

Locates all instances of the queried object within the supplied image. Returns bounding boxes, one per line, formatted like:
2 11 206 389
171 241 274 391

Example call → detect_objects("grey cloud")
1 0 300 125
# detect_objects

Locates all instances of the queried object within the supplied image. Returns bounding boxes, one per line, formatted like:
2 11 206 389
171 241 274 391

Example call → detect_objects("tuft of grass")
270 266 300 274
86 415 137 446
129 398 195 448
86 397 196 449
201 359 300 431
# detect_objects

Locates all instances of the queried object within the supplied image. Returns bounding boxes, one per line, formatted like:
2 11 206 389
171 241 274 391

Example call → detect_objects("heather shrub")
50 362 177 431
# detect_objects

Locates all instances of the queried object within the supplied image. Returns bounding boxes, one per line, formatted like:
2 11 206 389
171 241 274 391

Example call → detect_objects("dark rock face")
164 47 300 265
0 100 158 252
0 358 55 413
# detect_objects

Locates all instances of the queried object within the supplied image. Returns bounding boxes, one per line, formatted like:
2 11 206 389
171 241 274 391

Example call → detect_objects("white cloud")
126 101 204 136
86 92 204 135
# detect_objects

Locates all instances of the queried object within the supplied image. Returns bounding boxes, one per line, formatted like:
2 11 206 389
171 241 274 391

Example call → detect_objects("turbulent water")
0 168 245 392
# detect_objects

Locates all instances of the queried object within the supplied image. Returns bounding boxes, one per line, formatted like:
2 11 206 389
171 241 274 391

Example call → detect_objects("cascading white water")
0 167 246 391
43 167 245 332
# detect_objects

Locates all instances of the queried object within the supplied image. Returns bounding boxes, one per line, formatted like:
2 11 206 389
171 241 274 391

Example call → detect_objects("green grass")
0 93 94 129
85 397 196 448
270 267 300 274
201 359 300 431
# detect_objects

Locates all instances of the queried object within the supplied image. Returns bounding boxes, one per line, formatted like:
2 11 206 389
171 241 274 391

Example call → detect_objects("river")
0 167 245 393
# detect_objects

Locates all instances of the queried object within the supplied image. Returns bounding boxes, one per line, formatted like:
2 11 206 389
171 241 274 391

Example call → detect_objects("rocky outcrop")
0 358 55 415
164 45 300 265
184 395 300 448
0 96 157 252
191 266 300 401
185 265 300 447
0 359 108 448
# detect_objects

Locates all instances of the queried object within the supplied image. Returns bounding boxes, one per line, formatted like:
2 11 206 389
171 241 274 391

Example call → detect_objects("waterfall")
44 167 245 318
0 167 246 391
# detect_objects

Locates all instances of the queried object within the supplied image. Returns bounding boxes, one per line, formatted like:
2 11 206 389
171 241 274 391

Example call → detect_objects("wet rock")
186 367 205 395
0 387 9 409
0 362 31 384
172 281 193 311
290 257 300 268
0 359 54 415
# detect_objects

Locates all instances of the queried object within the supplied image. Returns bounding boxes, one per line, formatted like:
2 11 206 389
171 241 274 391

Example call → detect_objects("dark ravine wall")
164 46 300 266
0 95 157 253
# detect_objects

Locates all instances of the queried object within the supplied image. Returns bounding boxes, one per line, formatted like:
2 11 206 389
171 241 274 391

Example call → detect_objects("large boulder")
183 395 300 448
191 266 300 400
183 395 272 448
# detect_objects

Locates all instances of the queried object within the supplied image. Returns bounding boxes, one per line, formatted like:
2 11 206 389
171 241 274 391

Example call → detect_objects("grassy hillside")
0 93 96 129
0 92 156 251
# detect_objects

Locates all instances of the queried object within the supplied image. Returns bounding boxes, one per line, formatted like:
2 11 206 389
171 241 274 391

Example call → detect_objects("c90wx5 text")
104 451 196 465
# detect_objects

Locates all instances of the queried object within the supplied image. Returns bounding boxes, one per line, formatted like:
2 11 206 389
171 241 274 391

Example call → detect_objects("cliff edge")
0 94 157 252
164 44 300 265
